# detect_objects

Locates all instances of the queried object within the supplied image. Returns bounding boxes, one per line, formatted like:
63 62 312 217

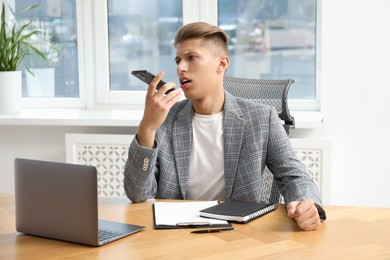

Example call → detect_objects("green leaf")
0 2 49 72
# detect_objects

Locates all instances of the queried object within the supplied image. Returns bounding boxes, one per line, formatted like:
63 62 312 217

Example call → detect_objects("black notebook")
199 200 278 223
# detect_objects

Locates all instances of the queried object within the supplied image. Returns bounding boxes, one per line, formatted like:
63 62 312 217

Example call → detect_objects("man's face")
175 38 224 101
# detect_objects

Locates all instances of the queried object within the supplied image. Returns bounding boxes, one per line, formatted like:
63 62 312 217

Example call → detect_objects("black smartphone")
131 70 174 94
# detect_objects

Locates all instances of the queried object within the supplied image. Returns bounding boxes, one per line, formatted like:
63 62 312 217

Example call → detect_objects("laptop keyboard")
98 229 123 241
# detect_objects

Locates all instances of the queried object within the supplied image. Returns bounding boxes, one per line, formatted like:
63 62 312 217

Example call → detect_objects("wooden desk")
1 194 390 259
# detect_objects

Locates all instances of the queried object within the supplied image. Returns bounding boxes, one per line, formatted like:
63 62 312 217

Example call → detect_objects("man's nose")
177 61 188 72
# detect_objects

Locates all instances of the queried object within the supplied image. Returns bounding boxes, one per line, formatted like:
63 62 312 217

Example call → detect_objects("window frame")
20 0 321 111
94 0 321 111
17 0 84 109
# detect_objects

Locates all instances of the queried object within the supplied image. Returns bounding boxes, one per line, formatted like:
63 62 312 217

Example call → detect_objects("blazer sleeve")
265 107 326 220
123 135 159 203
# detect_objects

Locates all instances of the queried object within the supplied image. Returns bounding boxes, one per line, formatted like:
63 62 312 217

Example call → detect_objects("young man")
124 22 326 231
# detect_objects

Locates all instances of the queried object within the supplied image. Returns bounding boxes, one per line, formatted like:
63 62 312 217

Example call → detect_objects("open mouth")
180 78 192 88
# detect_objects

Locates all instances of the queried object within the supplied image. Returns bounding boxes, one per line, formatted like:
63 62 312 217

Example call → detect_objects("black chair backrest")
224 76 295 134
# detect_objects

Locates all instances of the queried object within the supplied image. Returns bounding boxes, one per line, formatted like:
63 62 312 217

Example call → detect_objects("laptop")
14 158 144 246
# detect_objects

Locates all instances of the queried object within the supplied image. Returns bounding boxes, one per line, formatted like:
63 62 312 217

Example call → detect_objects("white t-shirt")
186 111 226 201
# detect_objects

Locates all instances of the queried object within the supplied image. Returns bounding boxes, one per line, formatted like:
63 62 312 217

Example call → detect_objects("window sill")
0 109 143 127
0 109 322 128
292 111 323 128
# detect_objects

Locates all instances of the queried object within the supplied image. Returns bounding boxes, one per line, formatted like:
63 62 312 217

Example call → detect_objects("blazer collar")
171 93 245 199
172 100 194 198
222 92 245 199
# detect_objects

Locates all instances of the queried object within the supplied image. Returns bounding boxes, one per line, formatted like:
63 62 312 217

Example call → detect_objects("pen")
191 227 235 234
176 222 210 227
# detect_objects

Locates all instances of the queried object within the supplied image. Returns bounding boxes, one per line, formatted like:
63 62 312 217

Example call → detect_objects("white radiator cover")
66 134 331 203
66 134 134 197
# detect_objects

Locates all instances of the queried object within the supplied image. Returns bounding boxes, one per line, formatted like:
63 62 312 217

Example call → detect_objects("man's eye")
188 55 196 61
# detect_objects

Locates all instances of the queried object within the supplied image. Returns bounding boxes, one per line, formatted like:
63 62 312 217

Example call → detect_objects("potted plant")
0 1 47 114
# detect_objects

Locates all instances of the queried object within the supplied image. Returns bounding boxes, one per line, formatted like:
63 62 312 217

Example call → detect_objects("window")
94 0 183 106
17 0 319 111
107 0 182 91
15 0 79 102
218 0 319 109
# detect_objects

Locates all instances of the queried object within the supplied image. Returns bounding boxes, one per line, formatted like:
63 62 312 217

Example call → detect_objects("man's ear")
217 55 230 72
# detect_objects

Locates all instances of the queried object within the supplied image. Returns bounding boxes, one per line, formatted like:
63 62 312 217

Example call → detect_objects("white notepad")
153 201 230 229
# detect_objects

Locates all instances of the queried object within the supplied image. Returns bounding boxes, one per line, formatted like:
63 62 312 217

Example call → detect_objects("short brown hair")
173 22 229 56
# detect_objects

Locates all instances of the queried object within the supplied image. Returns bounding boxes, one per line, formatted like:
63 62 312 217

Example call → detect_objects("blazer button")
142 158 149 171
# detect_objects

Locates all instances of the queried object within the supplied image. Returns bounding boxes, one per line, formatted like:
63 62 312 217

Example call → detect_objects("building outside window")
14 0 319 111
15 0 78 98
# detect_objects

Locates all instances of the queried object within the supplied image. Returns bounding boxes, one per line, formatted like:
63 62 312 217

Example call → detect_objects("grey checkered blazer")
124 92 324 216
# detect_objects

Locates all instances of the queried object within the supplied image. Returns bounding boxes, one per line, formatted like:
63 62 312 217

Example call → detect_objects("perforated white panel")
66 134 330 202
66 134 134 197
295 149 322 192
290 138 331 203
75 144 129 197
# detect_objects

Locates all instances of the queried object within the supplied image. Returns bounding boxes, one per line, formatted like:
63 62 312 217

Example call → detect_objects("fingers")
295 205 320 231
147 71 177 97
147 72 181 114
146 71 166 96
138 82 181 148
142 70 181 128
297 213 321 231
137 71 181 148
288 200 312 217
287 200 321 231
287 201 300 218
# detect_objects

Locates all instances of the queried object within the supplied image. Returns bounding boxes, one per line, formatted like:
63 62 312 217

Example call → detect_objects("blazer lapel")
223 92 245 199
172 101 193 199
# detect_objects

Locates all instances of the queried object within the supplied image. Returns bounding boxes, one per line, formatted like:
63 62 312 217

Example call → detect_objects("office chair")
224 77 295 134
223 76 295 204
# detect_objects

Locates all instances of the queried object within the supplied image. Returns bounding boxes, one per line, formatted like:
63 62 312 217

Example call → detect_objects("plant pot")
0 71 22 114
26 68 55 97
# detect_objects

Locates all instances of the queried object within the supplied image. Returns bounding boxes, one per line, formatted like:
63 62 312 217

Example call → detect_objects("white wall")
0 126 135 193
1 0 390 207
291 0 390 207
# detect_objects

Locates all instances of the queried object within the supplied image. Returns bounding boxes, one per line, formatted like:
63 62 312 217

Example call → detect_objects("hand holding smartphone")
131 70 179 148
131 70 175 94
